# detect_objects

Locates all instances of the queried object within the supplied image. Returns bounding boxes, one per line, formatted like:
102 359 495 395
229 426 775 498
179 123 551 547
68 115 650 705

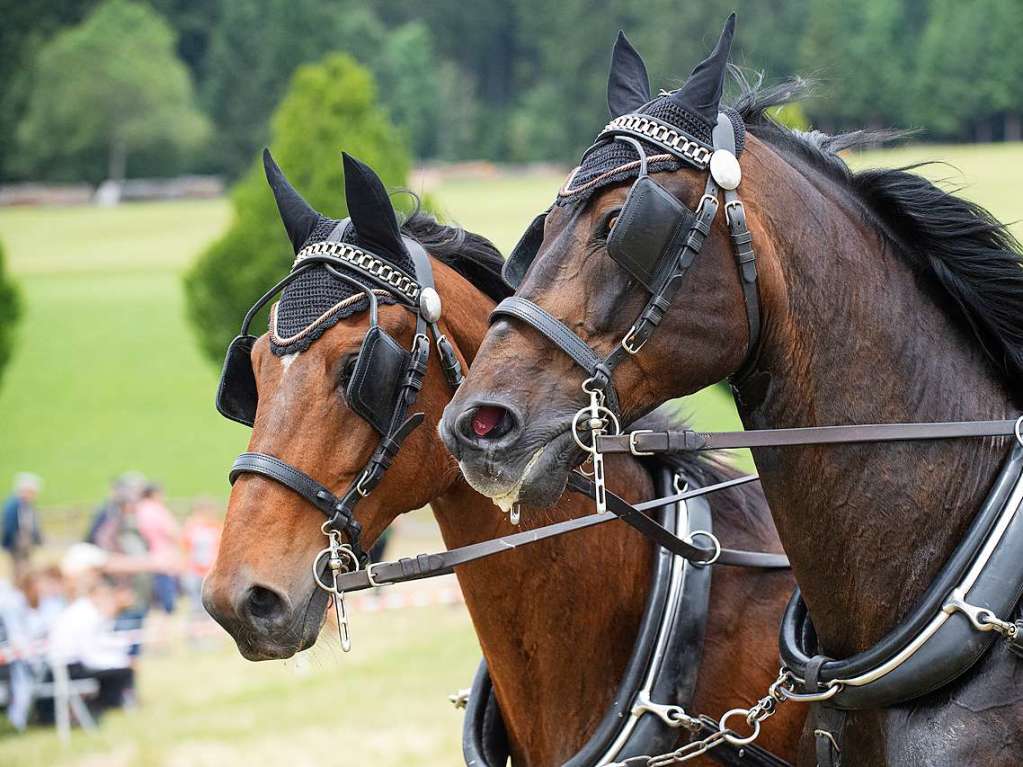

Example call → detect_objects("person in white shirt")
46 547 135 717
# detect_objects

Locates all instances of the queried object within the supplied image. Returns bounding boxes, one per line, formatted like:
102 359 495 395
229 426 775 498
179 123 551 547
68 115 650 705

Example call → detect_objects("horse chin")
515 430 581 508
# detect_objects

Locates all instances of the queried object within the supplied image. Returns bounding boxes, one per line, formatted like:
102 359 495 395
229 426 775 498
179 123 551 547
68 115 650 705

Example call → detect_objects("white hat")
13 473 42 493
61 543 110 576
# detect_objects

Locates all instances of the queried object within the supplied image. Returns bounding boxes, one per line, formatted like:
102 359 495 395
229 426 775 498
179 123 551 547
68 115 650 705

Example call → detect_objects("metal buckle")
365 561 392 588
355 470 373 497
724 198 745 226
943 588 1019 637
621 324 647 355
628 429 655 456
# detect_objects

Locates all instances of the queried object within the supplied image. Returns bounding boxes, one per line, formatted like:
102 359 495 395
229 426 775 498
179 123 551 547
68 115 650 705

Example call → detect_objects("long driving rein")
492 103 1023 765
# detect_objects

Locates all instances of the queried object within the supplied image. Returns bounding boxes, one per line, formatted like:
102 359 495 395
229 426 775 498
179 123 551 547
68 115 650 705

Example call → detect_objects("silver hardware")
449 688 470 710
510 503 521 526
599 114 713 169
356 469 373 497
365 561 392 588
621 323 646 354
631 690 701 732
311 534 359 652
571 384 620 515
943 588 1019 637
709 149 741 190
724 199 745 226
686 530 721 566
294 241 420 302
814 729 842 754
628 430 655 456
607 669 796 766
419 287 442 322
1015 415 1023 449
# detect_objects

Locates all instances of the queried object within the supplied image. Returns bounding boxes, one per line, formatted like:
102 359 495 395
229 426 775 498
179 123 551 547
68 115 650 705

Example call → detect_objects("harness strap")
229 451 368 563
597 419 1023 454
567 473 790 569
333 471 790 592
491 296 621 413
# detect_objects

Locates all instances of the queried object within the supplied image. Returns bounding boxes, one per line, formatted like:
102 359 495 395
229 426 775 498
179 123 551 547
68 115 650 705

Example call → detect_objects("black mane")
401 209 512 303
732 75 1023 386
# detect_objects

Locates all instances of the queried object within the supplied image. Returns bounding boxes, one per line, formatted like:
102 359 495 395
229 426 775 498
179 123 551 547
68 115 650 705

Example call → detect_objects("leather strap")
568 473 790 569
597 419 1022 454
491 296 620 414
334 472 789 592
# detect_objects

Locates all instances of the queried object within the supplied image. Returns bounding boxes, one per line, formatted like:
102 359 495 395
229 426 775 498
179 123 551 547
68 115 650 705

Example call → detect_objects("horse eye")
338 355 358 387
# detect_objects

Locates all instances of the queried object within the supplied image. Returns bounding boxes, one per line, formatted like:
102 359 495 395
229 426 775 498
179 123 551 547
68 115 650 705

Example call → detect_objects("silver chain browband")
295 241 421 302
596 114 713 169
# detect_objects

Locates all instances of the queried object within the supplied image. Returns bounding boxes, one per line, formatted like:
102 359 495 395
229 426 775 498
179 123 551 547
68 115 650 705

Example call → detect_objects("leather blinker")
346 325 412 435
607 176 696 292
216 335 259 427
503 211 547 289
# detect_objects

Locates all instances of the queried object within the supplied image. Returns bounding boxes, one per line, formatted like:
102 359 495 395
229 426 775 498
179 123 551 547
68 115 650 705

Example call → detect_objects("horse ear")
263 149 321 253
608 30 651 117
341 152 405 262
669 13 736 123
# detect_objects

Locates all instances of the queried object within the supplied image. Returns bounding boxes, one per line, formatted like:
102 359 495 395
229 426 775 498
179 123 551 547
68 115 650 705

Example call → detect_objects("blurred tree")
185 53 411 363
14 0 209 184
0 241 22 389
201 0 386 178
375 22 442 159
149 0 219 78
0 0 96 182
912 0 984 138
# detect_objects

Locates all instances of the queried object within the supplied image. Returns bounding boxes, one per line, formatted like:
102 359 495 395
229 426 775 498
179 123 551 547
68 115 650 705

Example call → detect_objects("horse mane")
400 208 512 303
732 74 1023 386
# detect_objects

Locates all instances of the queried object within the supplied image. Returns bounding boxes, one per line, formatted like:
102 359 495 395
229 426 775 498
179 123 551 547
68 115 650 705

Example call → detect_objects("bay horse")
200 151 802 764
441 16 1023 766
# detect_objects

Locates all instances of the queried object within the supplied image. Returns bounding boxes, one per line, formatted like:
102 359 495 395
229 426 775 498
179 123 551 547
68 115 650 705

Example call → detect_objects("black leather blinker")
346 326 412 435
502 211 547 289
607 176 696 292
216 335 259 427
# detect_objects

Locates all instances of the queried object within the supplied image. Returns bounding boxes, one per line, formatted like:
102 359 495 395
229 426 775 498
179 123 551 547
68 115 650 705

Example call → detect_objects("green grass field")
0 143 1021 764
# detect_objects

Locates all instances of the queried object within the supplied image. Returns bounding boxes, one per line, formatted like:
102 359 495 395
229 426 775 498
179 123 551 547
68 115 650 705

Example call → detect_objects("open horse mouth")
458 427 584 511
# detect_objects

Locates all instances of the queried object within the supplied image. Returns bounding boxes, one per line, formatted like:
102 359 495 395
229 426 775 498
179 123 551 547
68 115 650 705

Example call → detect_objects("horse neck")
428 258 654 764
734 142 1017 657
430 458 652 765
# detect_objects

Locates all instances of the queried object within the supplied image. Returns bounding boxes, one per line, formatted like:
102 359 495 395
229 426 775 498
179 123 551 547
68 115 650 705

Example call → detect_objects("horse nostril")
472 405 508 437
456 403 520 446
243 584 288 624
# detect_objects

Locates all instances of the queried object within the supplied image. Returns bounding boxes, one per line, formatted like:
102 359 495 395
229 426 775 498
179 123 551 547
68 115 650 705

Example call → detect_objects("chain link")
607 669 797 767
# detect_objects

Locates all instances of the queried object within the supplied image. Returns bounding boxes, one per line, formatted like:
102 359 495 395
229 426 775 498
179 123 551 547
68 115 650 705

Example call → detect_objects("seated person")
46 551 136 718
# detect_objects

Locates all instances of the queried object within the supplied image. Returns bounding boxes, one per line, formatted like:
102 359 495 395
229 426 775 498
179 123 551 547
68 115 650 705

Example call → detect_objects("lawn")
0 141 1021 764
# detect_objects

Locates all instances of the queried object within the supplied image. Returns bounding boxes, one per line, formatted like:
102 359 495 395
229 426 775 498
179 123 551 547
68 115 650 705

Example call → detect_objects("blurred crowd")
0 471 222 733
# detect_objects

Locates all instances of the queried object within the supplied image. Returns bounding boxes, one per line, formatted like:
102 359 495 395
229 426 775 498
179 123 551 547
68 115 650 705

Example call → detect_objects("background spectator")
135 483 181 615
2 473 43 579
181 498 221 615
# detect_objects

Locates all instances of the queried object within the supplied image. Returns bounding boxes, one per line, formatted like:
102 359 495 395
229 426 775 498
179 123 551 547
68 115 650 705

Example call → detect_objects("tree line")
2 0 1021 184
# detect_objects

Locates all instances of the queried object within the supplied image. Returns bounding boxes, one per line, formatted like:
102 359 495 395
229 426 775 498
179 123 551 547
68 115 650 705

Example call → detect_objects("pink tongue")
472 406 505 437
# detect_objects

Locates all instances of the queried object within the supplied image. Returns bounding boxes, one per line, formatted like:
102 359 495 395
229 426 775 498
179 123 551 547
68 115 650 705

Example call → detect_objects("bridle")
493 111 760 513
216 219 463 649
